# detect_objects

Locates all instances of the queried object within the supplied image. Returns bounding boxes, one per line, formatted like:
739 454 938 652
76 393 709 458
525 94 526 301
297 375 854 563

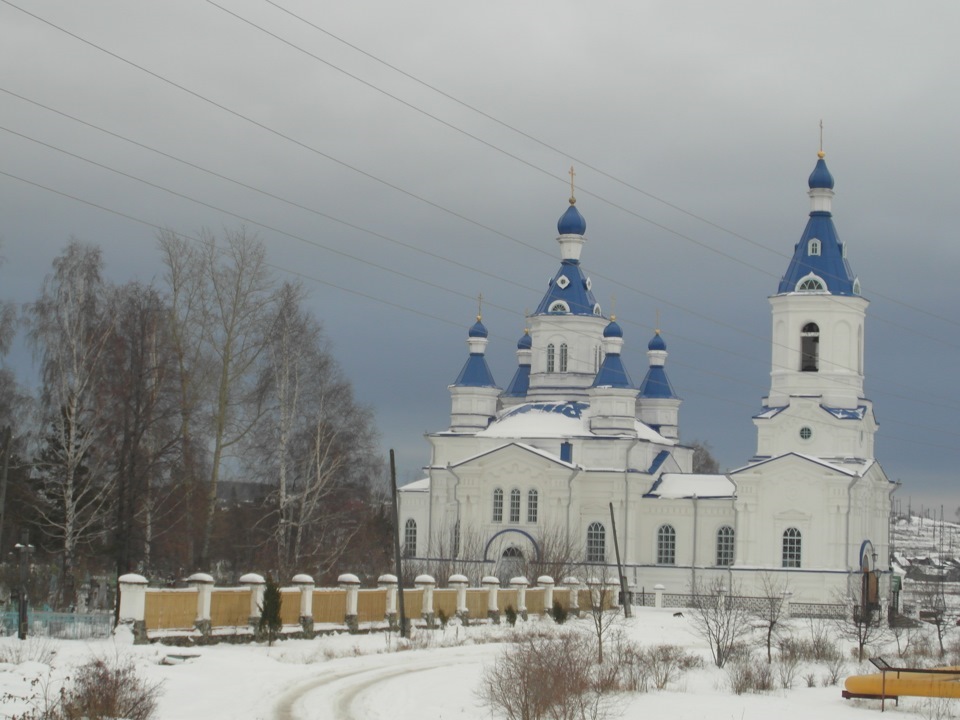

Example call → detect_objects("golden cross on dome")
477 293 483 321
818 119 825 158
656 308 661 334
569 165 576 205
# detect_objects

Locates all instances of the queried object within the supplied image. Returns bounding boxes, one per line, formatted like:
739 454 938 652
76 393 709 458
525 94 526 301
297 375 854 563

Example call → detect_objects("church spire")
777 150 859 297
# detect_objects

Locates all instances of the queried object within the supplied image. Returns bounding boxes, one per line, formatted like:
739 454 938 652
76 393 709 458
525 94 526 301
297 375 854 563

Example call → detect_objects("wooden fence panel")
280 590 301 625
465 589 488 619
433 589 458 618
313 589 347 624
144 588 197 631
357 589 387 623
399 589 423 620
210 589 250 628
526 588 545 615
497 589 519 613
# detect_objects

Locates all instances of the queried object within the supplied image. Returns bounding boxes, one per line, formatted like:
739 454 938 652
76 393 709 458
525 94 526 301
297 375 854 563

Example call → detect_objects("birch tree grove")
10 231 382 602
25 240 115 608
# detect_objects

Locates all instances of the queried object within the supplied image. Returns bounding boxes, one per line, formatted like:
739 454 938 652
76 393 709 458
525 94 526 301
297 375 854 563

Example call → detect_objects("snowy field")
2 607 957 720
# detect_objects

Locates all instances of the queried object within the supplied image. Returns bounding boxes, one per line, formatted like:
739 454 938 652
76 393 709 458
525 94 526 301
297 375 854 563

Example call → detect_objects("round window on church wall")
799 426 813 440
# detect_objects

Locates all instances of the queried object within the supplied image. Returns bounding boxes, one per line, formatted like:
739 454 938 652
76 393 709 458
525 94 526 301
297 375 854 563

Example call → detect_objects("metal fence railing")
0 611 113 639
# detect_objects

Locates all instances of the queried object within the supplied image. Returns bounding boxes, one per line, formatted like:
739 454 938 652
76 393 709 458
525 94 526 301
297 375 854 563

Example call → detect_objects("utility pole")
15 529 34 640
389 450 407 638
608 503 631 618
0 426 12 556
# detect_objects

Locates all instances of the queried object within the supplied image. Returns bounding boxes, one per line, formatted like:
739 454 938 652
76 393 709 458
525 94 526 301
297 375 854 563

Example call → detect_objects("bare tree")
831 588 890 663
159 229 213 569
100 282 181 580
690 440 720 473
160 228 276 569
586 580 620 664
25 239 115 607
688 577 751 668
753 572 791 663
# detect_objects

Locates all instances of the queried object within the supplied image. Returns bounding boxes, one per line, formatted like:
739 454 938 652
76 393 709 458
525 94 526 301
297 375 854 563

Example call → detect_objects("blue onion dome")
557 202 586 235
517 330 532 349
808 152 835 190
603 317 623 338
648 330 666 351
468 316 488 338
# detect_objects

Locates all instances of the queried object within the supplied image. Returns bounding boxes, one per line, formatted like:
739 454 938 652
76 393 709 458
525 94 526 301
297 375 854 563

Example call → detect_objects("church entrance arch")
483 529 541 585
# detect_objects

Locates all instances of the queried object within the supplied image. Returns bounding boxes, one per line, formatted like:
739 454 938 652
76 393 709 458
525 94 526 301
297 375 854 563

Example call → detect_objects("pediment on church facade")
731 452 858 479
450 441 573 472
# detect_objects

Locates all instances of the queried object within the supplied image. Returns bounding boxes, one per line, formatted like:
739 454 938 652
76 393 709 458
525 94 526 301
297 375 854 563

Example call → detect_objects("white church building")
399 152 895 606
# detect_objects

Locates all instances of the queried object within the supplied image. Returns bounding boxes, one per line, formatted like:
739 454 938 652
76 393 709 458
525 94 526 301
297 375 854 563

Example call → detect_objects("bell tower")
755 152 877 462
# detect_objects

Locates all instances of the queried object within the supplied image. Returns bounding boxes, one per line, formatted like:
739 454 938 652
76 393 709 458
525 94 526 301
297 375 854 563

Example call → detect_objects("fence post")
187 573 213 638
117 573 148 644
378 574 398 630
415 574 436 627
510 577 529 620
606 576 621 610
654 583 665 609
293 574 315 637
482 576 500 623
240 573 265 634
339 573 360 633
538 576 555 618
449 574 469 623
563 577 580 617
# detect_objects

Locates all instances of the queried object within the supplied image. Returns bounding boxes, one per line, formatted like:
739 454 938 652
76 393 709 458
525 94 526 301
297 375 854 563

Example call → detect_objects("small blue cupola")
638 331 678 399
592 317 633 389
452 315 497 388
449 314 501 432
637 329 681 440
504 329 533 398
588 316 638 435
534 197 601 317
777 152 860 297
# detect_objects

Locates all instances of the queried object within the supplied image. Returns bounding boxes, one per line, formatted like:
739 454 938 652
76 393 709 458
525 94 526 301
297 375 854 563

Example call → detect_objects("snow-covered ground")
2 607 957 720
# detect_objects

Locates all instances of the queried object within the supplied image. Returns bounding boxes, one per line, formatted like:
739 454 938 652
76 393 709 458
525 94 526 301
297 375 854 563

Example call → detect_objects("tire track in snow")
272 646 489 720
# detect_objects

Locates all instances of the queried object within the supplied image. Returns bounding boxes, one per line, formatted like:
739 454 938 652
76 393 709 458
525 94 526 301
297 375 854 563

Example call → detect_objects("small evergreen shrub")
504 605 518 627
259 574 283 646
437 608 449 628
552 600 568 625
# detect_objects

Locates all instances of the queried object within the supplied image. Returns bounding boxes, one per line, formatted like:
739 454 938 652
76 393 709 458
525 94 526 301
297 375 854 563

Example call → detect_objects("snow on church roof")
646 473 734 499
476 401 670 443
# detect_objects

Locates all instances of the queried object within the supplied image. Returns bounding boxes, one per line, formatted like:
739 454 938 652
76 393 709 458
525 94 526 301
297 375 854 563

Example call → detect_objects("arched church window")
546 344 555 373
527 489 538 523
559 343 568 372
492 488 503 523
797 274 826 292
716 526 734 566
853 278 861 296
801 323 820 372
808 238 821 256
782 527 802 568
586 522 606 563
657 525 676 565
509 489 521 523
549 301 569 314
404 519 417 557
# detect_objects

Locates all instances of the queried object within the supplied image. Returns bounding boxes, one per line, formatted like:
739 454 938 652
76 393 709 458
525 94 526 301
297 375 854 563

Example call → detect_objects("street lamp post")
14 530 34 641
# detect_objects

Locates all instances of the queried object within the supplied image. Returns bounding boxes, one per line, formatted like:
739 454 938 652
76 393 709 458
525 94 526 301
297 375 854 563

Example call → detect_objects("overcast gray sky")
1 1 957 513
